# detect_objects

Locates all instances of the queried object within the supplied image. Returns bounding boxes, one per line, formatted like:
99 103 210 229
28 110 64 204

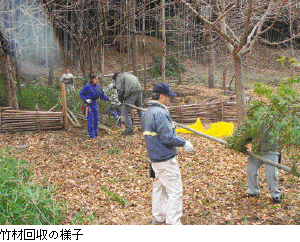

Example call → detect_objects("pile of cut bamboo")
0 107 64 133
131 99 237 126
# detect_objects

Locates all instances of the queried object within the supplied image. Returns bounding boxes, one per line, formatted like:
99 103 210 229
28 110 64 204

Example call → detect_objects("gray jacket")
114 73 142 103
260 130 280 155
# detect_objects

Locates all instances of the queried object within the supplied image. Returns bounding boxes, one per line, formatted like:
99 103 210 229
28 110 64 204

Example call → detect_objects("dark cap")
89 73 97 80
152 83 176 97
112 72 121 80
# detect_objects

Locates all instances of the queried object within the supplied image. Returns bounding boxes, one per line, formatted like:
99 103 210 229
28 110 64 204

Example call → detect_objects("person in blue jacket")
141 83 195 225
80 73 109 139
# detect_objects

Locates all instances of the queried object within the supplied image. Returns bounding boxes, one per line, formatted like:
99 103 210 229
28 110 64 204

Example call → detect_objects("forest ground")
1 85 300 225
1 43 300 225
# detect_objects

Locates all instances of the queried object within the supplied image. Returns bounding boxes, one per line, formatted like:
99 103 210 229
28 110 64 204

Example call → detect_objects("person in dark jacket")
80 73 109 139
141 83 195 225
112 72 143 135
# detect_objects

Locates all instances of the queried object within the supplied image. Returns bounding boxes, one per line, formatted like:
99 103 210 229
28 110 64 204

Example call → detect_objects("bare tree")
0 0 60 89
129 0 139 76
161 0 166 82
43 0 111 76
179 0 300 124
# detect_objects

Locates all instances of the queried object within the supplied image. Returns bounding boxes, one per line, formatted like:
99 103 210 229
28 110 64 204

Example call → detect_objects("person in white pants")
141 83 195 225
60 68 75 92
152 157 184 225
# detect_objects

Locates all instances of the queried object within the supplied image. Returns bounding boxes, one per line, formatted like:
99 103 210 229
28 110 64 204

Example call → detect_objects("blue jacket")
141 101 186 162
79 83 109 105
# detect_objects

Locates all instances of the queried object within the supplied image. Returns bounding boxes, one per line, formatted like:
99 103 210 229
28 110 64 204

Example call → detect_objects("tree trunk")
222 63 228 95
6 55 18 109
99 39 105 73
161 0 166 82
129 0 138 76
13 55 21 94
97 0 105 73
88 38 93 73
79 47 86 77
178 47 181 85
1 52 12 107
233 52 245 124
142 0 147 91
207 32 215 88
48 53 54 86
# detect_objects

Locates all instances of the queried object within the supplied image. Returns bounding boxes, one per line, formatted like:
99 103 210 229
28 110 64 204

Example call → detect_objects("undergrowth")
149 55 186 77
0 76 113 126
0 149 64 225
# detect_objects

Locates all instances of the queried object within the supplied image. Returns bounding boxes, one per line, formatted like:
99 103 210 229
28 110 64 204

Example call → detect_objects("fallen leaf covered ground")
1 79 300 225
1 118 300 225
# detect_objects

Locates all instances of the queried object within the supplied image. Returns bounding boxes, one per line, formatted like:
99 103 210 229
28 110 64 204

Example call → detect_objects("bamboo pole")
60 82 68 130
124 103 300 177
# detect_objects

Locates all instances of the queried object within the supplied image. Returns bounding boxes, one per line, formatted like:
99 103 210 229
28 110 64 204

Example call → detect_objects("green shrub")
0 75 6 106
149 55 186 77
226 79 300 168
0 150 64 225
0 76 115 127
17 83 60 111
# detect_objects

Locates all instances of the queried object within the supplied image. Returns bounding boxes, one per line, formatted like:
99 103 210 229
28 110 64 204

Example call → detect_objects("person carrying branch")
245 130 282 204
227 102 282 204
141 83 195 225
112 72 143 135
80 73 109 139
60 68 75 92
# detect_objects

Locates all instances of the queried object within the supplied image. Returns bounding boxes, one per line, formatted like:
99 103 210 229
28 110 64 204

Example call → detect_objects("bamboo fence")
0 107 64 133
132 99 237 126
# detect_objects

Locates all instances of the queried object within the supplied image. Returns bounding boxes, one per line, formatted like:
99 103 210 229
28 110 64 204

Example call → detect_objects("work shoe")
152 218 165 225
121 130 135 135
272 197 282 204
116 116 122 127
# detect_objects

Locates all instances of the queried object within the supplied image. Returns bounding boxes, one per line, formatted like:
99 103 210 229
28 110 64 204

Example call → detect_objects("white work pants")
151 157 183 225
65 84 75 92
246 153 281 199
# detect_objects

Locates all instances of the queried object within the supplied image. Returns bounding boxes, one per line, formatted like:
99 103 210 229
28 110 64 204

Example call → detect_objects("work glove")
86 99 92 104
172 121 177 129
184 141 195 153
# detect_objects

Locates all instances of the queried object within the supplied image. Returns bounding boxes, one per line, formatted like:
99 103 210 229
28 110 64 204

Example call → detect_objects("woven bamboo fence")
131 99 237 126
0 107 64 133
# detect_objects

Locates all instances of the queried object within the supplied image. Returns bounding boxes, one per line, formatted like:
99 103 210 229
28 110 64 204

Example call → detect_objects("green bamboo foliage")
227 75 300 161
0 150 64 225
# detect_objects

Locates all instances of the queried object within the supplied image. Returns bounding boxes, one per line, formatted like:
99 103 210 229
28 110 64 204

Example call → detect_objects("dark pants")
87 104 99 138
109 105 122 119
122 93 143 132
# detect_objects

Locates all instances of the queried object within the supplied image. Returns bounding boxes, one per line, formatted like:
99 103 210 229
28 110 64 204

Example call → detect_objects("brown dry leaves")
1 122 300 225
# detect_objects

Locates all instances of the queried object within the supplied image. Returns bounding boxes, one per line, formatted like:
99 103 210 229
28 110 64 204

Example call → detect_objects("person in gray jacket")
112 72 143 135
141 83 195 225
